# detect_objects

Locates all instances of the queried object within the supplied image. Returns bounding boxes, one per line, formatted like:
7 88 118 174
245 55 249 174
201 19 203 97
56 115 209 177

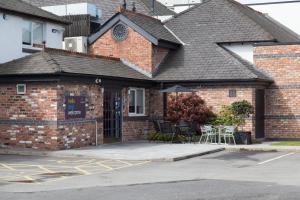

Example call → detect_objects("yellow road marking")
37 165 54 173
115 160 133 166
96 161 114 170
74 167 91 175
0 163 15 170
24 175 34 181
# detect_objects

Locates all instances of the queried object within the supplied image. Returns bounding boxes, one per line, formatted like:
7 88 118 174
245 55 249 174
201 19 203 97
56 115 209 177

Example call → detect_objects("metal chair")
159 121 176 142
219 126 236 145
199 125 217 144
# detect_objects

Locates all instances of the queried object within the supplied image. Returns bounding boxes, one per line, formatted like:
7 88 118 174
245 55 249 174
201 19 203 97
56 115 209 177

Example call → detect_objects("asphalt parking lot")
1 150 300 195
0 155 149 184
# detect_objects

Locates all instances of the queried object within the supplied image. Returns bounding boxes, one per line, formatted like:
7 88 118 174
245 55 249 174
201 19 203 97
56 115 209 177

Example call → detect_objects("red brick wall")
195 86 256 134
56 82 104 149
0 82 59 149
255 44 300 139
90 26 169 75
0 82 105 150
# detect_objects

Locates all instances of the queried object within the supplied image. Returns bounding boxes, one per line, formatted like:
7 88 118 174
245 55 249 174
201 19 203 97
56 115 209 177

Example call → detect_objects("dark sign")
65 96 86 119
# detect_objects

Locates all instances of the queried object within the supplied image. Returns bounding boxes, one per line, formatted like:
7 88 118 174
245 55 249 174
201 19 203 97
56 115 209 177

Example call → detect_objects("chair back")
159 121 175 134
153 120 163 132
201 125 213 133
224 126 235 134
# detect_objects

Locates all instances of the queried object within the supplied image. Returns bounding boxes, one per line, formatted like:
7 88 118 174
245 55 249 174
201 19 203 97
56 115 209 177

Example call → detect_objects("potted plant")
211 100 253 144
230 100 254 144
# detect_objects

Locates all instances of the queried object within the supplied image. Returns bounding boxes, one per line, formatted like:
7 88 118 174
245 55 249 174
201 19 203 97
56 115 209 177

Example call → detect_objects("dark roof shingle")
153 0 299 82
0 50 150 80
0 0 69 24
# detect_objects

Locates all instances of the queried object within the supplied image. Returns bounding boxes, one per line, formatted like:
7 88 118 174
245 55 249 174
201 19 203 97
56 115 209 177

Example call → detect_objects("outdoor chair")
219 126 236 145
153 120 163 133
159 121 176 142
175 124 196 143
199 125 217 144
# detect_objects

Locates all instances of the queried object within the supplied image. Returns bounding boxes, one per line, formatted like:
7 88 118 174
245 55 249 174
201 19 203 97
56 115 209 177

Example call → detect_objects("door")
255 89 265 138
103 88 122 143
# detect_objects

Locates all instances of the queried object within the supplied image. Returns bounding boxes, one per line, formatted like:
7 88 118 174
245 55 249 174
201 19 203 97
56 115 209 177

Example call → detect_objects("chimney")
123 0 127 10
152 0 155 15
132 2 136 12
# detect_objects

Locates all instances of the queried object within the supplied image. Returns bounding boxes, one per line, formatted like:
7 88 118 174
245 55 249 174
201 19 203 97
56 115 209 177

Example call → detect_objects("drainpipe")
95 119 98 146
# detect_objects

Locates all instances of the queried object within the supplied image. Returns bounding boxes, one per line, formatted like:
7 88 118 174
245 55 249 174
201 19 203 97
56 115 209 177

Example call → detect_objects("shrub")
211 100 254 129
167 93 214 127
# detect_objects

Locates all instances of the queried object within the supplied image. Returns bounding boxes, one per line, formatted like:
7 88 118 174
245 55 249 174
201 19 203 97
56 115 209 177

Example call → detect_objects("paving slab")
0 142 225 161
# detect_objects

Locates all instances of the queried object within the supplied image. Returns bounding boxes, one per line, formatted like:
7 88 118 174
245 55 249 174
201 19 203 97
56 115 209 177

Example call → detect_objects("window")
129 88 145 116
112 23 128 41
22 20 44 45
229 89 237 98
17 84 26 95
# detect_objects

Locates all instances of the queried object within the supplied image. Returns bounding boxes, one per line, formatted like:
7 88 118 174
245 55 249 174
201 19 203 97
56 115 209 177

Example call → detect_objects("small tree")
167 93 214 127
212 100 254 130
230 100 254 129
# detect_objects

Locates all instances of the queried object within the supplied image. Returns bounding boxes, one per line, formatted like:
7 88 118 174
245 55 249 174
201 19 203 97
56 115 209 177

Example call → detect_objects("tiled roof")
89 10 181 45
0 49 150 80
0 0 69 24
121 11 180 44
153 0 300 82
22 0 175 24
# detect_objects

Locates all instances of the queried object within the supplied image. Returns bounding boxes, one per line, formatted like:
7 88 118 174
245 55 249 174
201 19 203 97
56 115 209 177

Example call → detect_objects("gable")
89 11 181 49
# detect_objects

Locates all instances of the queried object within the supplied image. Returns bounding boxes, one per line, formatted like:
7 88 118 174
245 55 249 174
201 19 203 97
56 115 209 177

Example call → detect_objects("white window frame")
128 88 145 117
22 19 45 47
16 84 26 95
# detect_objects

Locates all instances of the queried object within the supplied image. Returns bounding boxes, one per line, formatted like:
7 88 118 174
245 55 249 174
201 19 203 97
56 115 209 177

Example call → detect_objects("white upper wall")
249 2 300 35
223 43 254 63
0 12 64 64
42 3 102 18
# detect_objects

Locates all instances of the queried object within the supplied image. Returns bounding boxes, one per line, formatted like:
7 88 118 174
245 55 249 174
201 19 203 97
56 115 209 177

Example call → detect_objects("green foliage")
211 105 242 126
211 100 254 127
231 100 254 118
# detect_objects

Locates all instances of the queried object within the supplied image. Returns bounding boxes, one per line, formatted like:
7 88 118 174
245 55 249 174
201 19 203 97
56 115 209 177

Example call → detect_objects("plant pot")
234 131 252 145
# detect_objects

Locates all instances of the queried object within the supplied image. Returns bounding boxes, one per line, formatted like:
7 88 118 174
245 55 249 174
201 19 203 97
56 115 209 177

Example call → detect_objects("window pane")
136 89 144 114
129 90 136 113
33 22 43 44
22 21 32 45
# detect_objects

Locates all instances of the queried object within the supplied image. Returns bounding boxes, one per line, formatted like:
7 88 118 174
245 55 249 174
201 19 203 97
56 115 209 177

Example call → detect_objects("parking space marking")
0 159 151 184
258 152 295 165
74 166 91 175
0 163 15 170
96 161 114 170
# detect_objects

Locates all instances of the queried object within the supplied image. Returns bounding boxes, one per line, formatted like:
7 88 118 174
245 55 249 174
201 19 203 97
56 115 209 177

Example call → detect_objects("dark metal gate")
103 88 122 142
255 89 265 138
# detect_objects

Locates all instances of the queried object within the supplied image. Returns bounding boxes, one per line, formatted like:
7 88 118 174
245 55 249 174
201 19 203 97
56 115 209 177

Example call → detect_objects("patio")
47 141 225 161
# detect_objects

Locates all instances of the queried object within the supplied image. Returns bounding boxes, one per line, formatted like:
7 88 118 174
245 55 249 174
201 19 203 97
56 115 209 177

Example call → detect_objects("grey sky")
239 0 299 3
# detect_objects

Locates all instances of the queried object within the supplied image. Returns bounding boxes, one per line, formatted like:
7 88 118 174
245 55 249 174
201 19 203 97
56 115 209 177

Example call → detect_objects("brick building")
1 0 300 150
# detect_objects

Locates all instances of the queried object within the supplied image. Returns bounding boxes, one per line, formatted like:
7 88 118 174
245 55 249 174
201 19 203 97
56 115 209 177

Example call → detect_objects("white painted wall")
249 2 300 35
222 43 254 63
42 3 101 18
0 12 64 64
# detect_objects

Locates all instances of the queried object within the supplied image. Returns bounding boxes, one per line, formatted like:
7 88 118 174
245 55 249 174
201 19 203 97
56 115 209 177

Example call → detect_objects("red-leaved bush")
167 93 214 126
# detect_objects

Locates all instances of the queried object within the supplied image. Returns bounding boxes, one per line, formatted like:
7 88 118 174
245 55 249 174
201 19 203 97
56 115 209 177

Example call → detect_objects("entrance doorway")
103 88 122 143
255 89 265 139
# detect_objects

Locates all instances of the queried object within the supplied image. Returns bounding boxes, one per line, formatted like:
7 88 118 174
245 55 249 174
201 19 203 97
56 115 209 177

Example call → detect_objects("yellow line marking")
96 162 114 170
116 160 133 166
0 163 15 170
74 167 91 175
24 175 34 181
37 165 54 173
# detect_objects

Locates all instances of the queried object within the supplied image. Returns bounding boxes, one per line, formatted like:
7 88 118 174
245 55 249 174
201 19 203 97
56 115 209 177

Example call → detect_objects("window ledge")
128 114 146 117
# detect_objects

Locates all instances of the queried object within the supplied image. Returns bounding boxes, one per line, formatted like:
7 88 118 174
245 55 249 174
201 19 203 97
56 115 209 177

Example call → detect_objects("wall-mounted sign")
65 96 86 119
